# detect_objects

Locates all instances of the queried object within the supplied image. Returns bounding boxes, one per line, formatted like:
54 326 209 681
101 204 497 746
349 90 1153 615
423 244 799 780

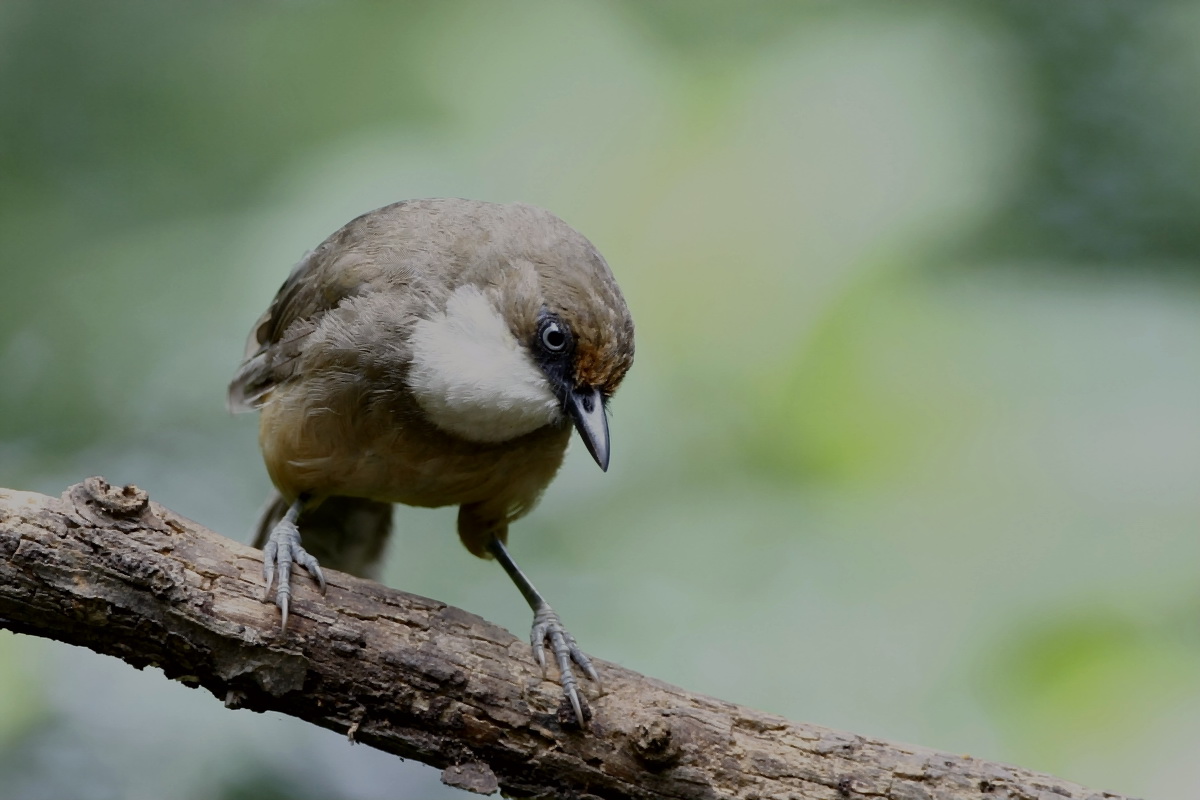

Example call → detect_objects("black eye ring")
539 320 569 353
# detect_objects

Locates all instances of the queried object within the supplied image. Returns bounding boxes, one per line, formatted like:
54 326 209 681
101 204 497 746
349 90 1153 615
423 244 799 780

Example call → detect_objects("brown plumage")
229 198 634 724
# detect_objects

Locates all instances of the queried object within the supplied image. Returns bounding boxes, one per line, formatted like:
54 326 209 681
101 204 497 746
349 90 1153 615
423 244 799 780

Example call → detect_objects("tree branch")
0 477 1126 800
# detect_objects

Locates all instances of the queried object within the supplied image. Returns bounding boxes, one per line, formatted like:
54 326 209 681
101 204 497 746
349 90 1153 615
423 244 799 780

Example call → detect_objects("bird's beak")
567 387 610 471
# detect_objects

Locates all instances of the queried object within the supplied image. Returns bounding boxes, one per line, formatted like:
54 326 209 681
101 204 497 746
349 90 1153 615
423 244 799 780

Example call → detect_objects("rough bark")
0 477 1130 800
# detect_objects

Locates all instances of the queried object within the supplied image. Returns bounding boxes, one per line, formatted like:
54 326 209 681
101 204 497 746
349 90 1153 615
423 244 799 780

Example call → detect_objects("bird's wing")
226 198 504 412
227 242 370 412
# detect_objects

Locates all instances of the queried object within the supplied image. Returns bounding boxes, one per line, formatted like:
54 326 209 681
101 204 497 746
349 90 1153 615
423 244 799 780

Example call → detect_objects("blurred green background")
3 1 1200 797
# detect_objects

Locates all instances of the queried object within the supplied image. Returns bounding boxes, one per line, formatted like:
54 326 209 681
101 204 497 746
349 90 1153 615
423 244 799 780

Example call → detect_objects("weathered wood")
0 477 1130 800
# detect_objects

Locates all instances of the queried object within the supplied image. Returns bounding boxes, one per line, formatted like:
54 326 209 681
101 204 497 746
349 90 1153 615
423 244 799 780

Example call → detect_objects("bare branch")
0 478 1128 800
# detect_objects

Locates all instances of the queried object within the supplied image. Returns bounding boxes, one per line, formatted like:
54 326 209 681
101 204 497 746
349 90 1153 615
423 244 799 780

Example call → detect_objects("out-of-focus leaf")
979 611 1200 777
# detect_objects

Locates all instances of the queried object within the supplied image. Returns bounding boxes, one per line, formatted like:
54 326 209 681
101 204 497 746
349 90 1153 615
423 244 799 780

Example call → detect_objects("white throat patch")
407 285 562 443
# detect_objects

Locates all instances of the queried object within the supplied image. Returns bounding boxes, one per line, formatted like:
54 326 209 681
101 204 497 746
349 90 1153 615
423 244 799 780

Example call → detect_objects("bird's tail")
253 491 393 580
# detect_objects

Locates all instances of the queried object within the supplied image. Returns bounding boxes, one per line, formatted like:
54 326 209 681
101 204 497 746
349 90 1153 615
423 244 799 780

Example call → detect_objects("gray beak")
568 387 610 471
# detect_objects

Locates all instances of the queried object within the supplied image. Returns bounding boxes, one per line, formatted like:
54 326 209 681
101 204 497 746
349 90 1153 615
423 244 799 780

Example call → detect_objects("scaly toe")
530 605 597 726
260 515 325 632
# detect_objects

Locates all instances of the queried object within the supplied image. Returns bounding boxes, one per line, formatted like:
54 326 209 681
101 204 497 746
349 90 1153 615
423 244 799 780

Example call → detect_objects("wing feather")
227 245 351 412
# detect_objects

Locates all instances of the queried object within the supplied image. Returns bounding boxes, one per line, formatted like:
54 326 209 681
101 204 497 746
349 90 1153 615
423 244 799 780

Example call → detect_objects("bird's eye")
540 321 568 353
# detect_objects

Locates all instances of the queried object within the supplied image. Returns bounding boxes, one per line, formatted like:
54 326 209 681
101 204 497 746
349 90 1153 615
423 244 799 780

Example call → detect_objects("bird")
227 198 635 724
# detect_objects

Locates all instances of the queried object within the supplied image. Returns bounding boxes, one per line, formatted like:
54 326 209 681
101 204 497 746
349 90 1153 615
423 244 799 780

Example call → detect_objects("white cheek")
407 286 562 443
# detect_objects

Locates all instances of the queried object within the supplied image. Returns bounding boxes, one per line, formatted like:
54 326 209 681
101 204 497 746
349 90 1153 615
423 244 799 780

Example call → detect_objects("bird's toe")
530 605 596 726
260 516 325 632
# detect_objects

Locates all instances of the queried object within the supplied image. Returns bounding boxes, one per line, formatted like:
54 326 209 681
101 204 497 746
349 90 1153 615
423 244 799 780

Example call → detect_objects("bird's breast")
258 374 571 514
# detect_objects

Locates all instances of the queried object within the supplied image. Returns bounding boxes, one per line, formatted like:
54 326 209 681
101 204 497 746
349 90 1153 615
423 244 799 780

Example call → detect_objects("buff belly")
257 381 572 516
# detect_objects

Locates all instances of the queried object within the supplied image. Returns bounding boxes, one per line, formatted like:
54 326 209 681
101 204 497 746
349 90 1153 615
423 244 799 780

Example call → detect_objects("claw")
530 605 596 726
260 511 325 632
566 675 584 726
279 590 290 632
572 641 600 685
292 543 327 594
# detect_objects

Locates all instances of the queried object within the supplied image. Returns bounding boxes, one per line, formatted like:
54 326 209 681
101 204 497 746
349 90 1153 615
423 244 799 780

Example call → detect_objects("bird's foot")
261 515 326 632
530 605 598 726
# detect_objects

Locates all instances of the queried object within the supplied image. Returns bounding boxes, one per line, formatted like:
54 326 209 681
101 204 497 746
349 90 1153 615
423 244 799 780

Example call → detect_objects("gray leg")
261 497 326 632
487 537 598 725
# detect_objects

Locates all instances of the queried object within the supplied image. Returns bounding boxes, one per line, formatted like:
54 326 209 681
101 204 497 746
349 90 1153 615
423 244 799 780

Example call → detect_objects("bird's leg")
261 495 326 632
487 537 598 725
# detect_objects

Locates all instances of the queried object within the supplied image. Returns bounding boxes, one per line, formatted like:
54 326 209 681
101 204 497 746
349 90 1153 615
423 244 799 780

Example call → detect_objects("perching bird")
227 198 634 723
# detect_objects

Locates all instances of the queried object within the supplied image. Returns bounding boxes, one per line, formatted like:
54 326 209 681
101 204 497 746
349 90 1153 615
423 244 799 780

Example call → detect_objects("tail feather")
253 491 393 580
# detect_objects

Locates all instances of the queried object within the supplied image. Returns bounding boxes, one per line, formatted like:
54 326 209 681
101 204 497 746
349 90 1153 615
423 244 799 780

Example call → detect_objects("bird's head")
516 271 633 471
406 201 634 469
